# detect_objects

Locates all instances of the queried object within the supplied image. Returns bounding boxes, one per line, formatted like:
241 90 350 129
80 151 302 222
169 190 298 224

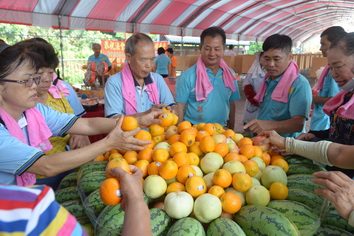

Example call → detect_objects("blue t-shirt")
63 81 85 117
104 72 175 118
88 53 111 67
310 72 341 131
257 74 312 138
155 54 171 75
0 103 78 185
176 64 240 127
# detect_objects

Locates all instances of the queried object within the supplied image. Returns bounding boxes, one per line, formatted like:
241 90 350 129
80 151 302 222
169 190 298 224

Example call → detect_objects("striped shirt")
0 185 87 235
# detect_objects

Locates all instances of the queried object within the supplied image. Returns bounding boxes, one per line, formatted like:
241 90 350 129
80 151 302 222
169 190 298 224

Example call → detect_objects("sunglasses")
1 76 41 87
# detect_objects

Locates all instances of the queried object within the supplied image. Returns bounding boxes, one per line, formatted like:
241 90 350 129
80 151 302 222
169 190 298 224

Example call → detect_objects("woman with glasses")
0 42 164 186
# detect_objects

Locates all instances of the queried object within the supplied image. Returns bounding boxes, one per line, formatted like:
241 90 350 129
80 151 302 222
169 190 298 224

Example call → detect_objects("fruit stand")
54 113 354 236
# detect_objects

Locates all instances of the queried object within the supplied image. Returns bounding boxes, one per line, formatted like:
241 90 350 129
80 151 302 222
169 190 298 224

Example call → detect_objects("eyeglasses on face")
1 76 41 87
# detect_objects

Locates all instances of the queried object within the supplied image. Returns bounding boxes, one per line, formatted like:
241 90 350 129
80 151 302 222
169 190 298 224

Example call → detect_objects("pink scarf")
121 63 159 115
0 107 53 186
47 72 70 98
196 57 236 101
316 65 330 91
323 91 354 119
254 60 299 103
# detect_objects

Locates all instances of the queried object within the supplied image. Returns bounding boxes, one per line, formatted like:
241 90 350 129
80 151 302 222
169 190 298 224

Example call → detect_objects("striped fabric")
0 185 87 236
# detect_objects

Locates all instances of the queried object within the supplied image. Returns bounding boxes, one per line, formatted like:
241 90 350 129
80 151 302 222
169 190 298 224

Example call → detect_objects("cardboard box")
233 55 255 74
310 57 328 78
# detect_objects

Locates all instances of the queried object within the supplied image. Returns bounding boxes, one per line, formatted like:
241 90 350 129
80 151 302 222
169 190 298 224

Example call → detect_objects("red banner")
101 39 168 64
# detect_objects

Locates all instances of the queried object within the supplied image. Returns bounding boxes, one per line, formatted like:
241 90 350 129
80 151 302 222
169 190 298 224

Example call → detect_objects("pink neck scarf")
121 63 159 115
48 72 70 98
323 91 354 119
316 65 330 91
0 107 53 186
254 60 299 103
196 57 236 101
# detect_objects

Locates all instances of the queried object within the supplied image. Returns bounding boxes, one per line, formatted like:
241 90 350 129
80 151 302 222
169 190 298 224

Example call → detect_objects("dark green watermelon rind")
206 218 246 236
95 204 125 236
314 224 354 236
287 163 326 176
149 208 172 236
166 217 206 236
55 186 80 204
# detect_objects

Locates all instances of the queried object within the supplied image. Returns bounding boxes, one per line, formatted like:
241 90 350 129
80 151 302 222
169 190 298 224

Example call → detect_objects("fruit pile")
54 112 354 235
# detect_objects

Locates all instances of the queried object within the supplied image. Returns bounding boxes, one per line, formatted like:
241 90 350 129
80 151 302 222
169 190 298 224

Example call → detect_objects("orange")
196 123 206 131
166 182 186 194
269 181 288 200
213 169 232 188
145 139 156 149
270 154 285 163
104 151 111 161
171 113 179 126
121 116 138 131
95 154 105 161
188 142 203 157
239 155 249 163
153 134 166 144
147 161 162 175
177 120 192 134
100 178 122 206
168 134 180 145
180 129 196 147
108 152 124 161
134 159 149 177
123 151 138 164
262 153 271 166
208 185 225 198
253 146 263 158
213 123 225 134
187 152 200 166
106 157 130 178
243 160 259 177
199 135 215 153
172 152 190 167
195 130 210 142
110 149 119 154
239 144 255 159
149 124 165 137
159 112 174 127
271 158 289 173
169 142 188 156
224 152 242 163
158 160 178 180
232 172 252 192
176 165 196 184
152 148 170 163
220 192 242 214
134 130 152 141
185 176 207 198
137 147 153 162
184 127 198 137
237 137 253 148
214 143 229 157
268 148 280 156
223 129 236 140
202 123 217 136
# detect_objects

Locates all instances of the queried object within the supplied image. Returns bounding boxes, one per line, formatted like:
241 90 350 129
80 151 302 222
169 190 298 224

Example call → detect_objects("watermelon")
77 161 108 182
287 163 326 176
284 155 313 164
55 186 80 204
95 204 125 235
78 171 106 198
267 200 320 236
314 224 353 236
207 217 246 236
61 199 87 219
57 172 78 190
287 187 325 215
287 174 324 192
83 188 107 219
234 205 299 236
167 217 206 236
149 208 172 236
322 205 354 233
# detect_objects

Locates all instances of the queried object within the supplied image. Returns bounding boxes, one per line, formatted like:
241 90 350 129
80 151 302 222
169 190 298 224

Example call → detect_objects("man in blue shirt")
176 27 240 128
88 43 112 71
244 34 312 137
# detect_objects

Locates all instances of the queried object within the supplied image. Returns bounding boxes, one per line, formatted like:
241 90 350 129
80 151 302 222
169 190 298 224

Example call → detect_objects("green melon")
287 174 324 192
167 217 206 236
287 163 326 176
83 188 106 219
322 205 354 233
61 199 86 219
150 208 172 236
55 186 80 204
287 187 325 215
207 217 246 236
57 172 78 190
77 161 108 182
78 171 106 199
314 224 353 236
95 204 125 236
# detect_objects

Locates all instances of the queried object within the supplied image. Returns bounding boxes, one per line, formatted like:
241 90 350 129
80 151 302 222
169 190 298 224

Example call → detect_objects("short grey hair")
125 33 153 55
92 43 101 50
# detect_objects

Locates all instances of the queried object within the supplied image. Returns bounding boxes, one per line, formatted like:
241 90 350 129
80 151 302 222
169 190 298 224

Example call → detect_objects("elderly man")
176 27 240 128
244 34 312 137
104 33 175 118
88 43 112 71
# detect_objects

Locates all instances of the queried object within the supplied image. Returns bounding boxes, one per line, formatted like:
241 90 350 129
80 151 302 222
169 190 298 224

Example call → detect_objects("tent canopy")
1 0 353 43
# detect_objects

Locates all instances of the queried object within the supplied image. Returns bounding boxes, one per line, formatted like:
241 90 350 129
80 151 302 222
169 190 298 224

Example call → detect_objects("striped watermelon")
167 217 206 236
83 188 107 219
77 161 108 182
57 171 78 190
267 200 320 236
284 155 313 164
234 205 299 236
95 204 125 236
61 199 87 219
287 187 325 215
287 163 326 176
55 186 80 204
149 208 172 236
287 174 324 192
314 224 353 236
207 218 246 236
322 205 354 233
78 171 106 198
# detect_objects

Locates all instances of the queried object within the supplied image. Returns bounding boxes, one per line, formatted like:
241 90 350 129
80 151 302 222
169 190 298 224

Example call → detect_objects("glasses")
1 76 41 87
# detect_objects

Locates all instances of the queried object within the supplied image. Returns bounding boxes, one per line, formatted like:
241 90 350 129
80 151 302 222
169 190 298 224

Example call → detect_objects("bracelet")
348 210 354 227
